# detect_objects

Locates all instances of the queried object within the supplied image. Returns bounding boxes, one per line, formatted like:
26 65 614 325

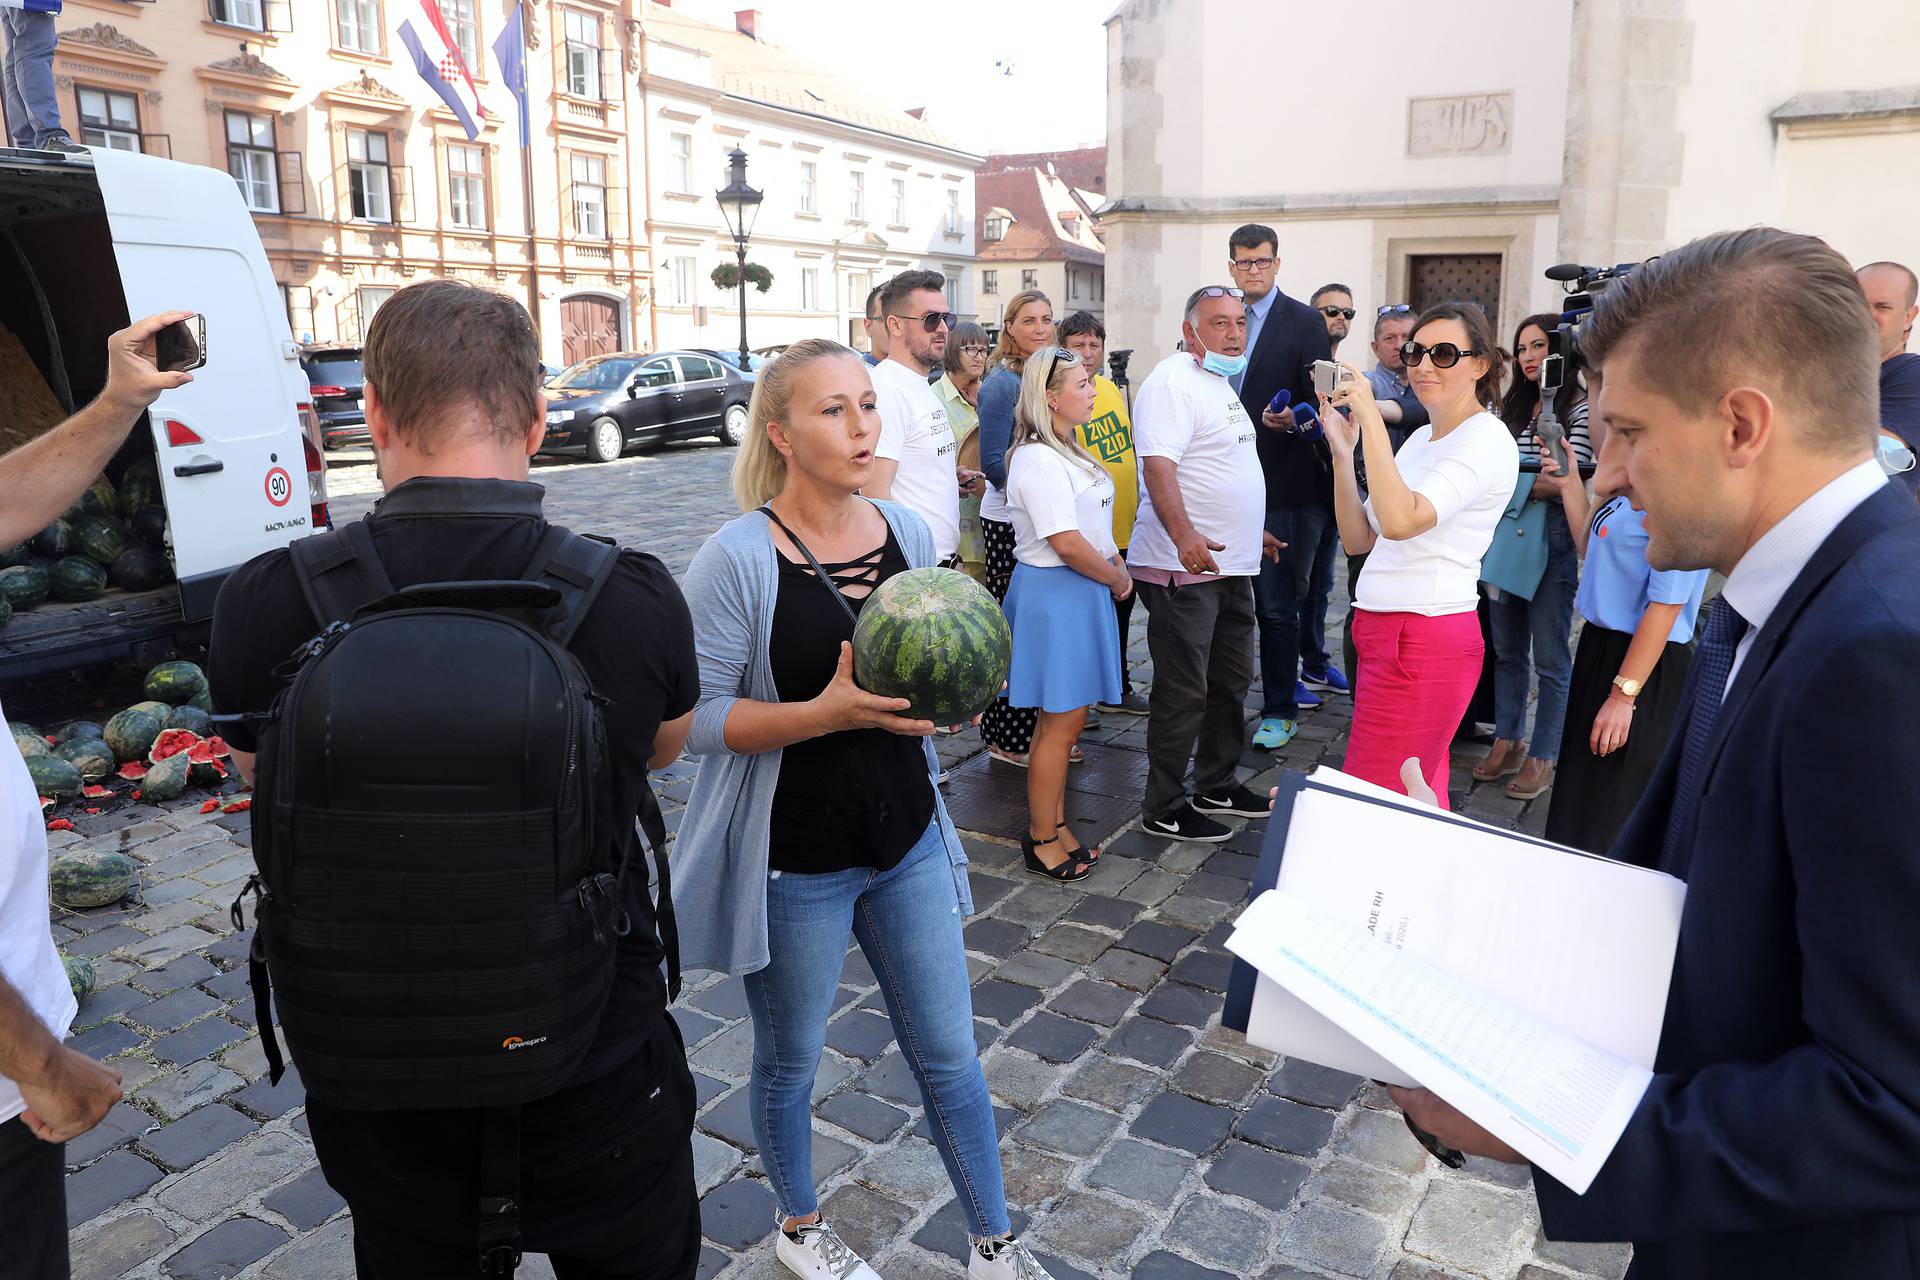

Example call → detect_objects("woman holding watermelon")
676 339 1060 1280
1003 346 1130 879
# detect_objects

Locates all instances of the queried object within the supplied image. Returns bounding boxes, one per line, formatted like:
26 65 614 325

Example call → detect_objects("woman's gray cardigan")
672 499 974 977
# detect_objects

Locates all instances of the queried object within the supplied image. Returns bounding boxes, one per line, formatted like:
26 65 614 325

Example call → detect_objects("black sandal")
1022 831 1091 882
1056 824 1099 863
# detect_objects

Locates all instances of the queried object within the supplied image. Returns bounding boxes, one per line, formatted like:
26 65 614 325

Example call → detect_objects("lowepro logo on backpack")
501 1036 549 1051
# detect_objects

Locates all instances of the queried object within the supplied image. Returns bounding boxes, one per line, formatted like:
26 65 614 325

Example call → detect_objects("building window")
890 177 906 226
799 160 816 214
77 87 140 152
445 0 480 74
1067 269 1078 300
984 215 1005 241
358 286 396 331
448 142 487 230
564 11 600 99
800 267 818 311
944 277 958 313
225 110 278 213
669 132 692 193
346 128 392 223
945 188 959 234
1094 273 1103 302
1021 269 1038 291
982 269 997 296
848 171 863 222
845 272 866 312
669 256 694 307
570 153 606 238
337 0 382 53
210 0 263 29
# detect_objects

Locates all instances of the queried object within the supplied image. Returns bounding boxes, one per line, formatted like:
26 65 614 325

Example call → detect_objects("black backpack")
231 518 679 1276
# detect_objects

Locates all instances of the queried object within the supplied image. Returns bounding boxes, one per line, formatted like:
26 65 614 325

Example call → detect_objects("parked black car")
540 349 754 462
299 345 370 450
704 347 769 375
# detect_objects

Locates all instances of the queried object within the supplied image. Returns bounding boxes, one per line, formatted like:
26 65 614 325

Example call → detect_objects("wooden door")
561 297 622 367
1409 254 1503 322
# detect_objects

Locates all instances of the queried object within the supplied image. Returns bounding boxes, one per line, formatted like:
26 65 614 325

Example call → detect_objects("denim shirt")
673 499 973 976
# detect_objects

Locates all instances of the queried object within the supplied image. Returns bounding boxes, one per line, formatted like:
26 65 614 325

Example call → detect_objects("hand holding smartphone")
155 314 206 374
1311 359 1351 399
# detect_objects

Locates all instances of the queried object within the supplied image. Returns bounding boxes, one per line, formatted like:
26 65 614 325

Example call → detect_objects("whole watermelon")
164 705 214 737
72 517 127 567
49 556 108 602
129 506 169 550
0 596 9 629
130 700 173 721
27 754 83 799
13 729 50 759
851 568 1012 727
63 955 96 1000
0 544 27 569
140 752 191 803
31 519 74 558
120 465 159 515
103 707 164 762
69 477 119 522
48 850 137 910
0 564 50 609
111 545 172 591
188 688 212 713
54 738 116 782
145 662 208 705
55 720 104 746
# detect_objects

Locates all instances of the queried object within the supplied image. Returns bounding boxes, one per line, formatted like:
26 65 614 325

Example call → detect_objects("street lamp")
715 147 764 374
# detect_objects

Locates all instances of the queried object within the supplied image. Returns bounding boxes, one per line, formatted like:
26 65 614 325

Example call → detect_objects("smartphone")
156 314 207 374
1311 359 1349 398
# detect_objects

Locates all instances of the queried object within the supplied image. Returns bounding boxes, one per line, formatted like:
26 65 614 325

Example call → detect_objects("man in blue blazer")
1390 226 1920 1279
1227 225 1336 751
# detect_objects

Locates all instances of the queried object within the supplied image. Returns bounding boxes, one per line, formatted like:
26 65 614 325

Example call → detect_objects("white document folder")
1221 768 1686 1192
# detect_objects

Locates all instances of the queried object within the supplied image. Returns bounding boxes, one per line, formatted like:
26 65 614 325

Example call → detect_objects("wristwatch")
1611 675 1643 701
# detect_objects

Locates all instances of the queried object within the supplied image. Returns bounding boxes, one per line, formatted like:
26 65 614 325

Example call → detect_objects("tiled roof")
979 146 1107 193
976 167 1106 266
643 4 974 155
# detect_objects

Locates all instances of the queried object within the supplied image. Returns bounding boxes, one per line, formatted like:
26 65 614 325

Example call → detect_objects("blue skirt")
1003 562 1124 713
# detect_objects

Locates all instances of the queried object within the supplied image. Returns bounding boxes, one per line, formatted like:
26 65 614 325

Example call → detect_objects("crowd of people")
5 221 1920 1280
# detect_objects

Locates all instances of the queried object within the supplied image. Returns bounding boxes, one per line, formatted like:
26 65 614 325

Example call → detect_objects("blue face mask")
1877 433 1916 478
1194 339 1248 380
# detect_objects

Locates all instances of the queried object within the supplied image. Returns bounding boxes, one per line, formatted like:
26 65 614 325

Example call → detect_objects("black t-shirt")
208 477 697 1086
767 527 935 875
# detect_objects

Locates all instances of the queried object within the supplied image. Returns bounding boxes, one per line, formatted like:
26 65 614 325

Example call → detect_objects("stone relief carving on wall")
1408 92 1514 158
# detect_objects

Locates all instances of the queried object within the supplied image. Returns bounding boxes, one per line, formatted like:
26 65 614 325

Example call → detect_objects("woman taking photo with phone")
1474 314 1596 801
674 339 1059 1280
1003 346 1129 879
975 290 1059 766
1322 303 1519 806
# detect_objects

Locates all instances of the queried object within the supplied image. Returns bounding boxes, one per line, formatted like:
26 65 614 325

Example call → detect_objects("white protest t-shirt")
1006 442 1119 568
0 697 79 1125
871 357 960 561
1126 352 1266 577
1356 410 1519 616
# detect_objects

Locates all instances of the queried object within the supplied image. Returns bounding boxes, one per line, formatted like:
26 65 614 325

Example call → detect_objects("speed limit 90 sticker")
264 466 293 507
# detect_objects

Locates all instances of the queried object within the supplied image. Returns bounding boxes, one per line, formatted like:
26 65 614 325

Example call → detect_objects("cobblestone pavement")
49 445 1632 1280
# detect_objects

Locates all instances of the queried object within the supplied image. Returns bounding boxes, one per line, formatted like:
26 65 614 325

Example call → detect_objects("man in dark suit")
1226 224 1336 753
1390 227 1920 1278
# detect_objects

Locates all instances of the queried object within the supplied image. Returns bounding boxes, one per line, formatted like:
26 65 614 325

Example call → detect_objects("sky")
666 0 1115 156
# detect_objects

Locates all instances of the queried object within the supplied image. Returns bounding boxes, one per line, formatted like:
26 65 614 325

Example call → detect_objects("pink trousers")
1344 609 1484 809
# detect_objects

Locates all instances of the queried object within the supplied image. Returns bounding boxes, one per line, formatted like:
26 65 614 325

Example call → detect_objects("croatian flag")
397 0 484 141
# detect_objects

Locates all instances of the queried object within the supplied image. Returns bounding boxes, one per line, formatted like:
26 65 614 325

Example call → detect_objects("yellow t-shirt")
1076 375 1139 550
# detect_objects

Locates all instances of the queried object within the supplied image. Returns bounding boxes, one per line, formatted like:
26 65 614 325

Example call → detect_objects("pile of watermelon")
0 464 172 626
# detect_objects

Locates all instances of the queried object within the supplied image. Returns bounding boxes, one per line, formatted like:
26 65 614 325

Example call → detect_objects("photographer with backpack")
208 281 701 1279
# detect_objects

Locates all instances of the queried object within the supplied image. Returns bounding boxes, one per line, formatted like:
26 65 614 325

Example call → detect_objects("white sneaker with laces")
777 1221 884 1280
967 1236 1057 1280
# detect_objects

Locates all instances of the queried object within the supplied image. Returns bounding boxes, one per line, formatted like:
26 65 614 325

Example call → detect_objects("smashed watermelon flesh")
850 567 1012 727
149 728 202 763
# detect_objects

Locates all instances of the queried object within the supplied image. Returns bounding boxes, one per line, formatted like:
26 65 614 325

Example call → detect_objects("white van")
0 145 328 680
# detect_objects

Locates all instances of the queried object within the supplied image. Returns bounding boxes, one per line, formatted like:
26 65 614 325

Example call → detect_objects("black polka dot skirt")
981 516 1038 755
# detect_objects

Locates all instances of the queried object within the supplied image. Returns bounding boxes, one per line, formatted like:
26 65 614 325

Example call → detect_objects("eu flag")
492 0 530 149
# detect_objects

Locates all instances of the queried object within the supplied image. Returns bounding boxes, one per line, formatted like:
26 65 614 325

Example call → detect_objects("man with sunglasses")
867 269 971 565
1225 224 1340 752
1311 284 1355 358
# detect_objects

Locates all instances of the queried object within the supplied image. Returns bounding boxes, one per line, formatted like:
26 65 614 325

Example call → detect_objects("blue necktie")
1660 597 1748 869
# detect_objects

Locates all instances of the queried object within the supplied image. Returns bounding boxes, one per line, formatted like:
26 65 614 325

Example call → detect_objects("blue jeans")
1 8 63 149
1254 504 1338 717
1488 504 1578 761
744 819 1009 1238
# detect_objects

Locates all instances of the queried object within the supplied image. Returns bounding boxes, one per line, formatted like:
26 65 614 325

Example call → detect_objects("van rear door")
88 149 313 614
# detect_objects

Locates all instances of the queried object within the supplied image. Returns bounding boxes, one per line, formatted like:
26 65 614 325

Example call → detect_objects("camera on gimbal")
1516 260 1644 477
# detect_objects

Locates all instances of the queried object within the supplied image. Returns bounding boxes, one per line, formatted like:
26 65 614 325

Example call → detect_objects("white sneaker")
968 1237 1056 1280
777 1221 884 1280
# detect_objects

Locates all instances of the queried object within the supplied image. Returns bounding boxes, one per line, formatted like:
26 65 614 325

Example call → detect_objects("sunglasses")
1050 348 1082 373
1377 303 1413 316
1195 286 1247 302
1400 340 1483 369
897 311 956 332
1319 306 1356 320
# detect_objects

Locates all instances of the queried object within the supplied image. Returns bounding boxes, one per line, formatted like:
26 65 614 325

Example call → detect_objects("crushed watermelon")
199 799 220 814
149 728 203 764
117 761 148 781
222 798 252 814
81 784 111 799
82 807 102 815
46 818 73 831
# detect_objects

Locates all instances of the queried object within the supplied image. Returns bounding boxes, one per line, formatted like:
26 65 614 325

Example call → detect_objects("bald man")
1858 260 1920 495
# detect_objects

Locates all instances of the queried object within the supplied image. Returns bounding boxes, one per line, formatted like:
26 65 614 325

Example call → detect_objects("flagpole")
524 138 540 346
